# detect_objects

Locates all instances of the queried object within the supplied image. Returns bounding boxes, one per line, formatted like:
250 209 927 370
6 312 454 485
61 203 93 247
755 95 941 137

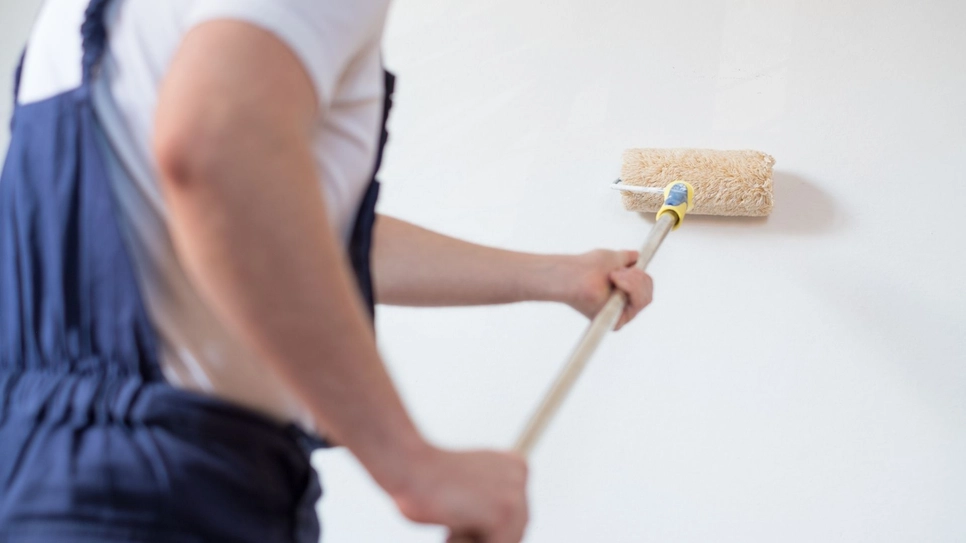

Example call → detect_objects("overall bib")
0 1 392 541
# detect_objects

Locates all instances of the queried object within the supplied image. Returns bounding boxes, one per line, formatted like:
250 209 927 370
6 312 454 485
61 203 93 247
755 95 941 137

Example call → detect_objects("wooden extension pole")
513 212 676 456
449 212 678 543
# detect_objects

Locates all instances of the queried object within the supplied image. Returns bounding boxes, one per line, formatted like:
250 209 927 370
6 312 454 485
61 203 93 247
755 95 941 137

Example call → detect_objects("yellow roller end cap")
656 181 694 230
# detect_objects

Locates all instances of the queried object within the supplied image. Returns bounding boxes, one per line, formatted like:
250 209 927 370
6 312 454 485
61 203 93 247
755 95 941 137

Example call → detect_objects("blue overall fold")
0 72 160 379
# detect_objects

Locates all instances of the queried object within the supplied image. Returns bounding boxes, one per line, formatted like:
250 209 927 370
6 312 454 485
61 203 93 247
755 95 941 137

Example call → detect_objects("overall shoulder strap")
80 0 115 84
11 0 114 108
12 49 25 106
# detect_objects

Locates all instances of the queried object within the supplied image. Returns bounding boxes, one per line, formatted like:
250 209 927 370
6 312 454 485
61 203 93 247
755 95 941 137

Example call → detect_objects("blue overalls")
0 1 393 540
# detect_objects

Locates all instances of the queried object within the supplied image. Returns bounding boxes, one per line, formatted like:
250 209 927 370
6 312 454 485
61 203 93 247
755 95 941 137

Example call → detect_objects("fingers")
463 457 527 543
493 453 529 543
411 449 528 543
609 268 653 330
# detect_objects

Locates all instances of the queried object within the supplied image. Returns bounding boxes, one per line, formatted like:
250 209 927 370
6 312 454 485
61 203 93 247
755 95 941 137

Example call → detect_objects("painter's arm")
154 22 527 542
373 215 653 330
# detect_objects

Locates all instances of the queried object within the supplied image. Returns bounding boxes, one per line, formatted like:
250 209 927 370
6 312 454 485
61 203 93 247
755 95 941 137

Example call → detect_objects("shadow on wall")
655 172 842 236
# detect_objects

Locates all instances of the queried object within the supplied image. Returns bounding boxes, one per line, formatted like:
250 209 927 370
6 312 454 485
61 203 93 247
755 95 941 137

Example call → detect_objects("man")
0 1 652 541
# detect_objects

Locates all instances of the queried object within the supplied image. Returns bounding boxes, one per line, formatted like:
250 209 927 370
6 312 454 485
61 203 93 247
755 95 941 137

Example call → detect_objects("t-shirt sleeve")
184 0 373 108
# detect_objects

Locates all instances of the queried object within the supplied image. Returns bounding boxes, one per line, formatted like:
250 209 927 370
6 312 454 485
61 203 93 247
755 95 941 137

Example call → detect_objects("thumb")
622 250 639 267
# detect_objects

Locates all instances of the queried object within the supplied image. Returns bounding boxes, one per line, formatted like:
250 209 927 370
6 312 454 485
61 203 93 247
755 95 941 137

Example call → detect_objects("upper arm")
153 19 318 185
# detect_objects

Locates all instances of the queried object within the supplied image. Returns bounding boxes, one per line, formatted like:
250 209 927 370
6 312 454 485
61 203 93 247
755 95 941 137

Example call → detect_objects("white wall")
2 0 964 542
320 0 966 542
0 1 43 163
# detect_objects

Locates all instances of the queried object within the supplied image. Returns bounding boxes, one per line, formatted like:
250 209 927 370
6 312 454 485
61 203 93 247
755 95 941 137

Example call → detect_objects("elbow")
154 123 203 192
153 113 232 193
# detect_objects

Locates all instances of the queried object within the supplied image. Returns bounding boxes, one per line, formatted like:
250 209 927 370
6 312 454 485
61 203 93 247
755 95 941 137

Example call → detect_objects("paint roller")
516 148 775 455
448 148 774 543
613 148 775 216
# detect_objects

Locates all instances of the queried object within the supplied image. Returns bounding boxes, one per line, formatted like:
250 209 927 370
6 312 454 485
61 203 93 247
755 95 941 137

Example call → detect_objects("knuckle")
505 451 525 464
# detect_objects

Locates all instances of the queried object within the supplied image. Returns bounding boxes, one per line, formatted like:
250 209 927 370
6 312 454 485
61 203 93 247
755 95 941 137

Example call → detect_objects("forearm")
373 215 573 306
155 22 427 493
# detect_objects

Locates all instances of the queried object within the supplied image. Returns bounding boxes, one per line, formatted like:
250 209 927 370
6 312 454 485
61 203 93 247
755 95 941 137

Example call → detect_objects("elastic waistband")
0 369 315 451
0 369 322 541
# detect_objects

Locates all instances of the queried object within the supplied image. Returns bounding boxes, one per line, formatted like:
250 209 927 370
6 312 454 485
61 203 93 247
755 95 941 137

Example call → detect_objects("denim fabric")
0 0 390 540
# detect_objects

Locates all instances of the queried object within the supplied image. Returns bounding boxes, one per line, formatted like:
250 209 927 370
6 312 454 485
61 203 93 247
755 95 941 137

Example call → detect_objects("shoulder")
20 0 392 108
183 0 392 106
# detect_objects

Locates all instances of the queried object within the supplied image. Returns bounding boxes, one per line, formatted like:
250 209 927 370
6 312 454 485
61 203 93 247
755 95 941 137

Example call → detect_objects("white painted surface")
318 0 966 542
2 0 964 541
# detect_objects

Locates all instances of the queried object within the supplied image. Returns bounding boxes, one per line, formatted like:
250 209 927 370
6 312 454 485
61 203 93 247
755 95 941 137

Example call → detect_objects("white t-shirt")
19 0 391 429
